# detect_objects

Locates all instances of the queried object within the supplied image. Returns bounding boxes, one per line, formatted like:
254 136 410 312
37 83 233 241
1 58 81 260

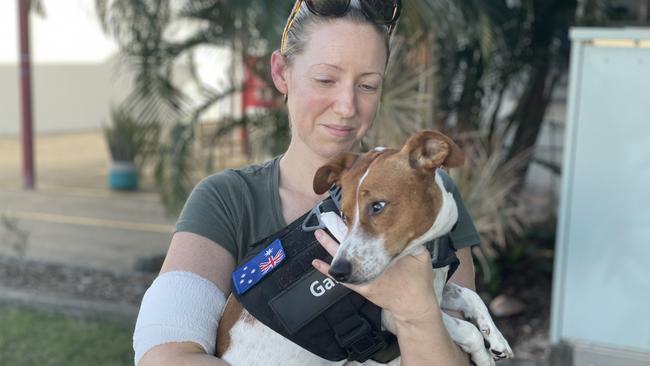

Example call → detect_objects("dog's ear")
313 153 359 194
400 130 464 171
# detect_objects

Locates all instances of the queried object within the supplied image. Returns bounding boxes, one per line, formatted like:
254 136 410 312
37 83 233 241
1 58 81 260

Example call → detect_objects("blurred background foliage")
103 106 160 166
95 0 611 285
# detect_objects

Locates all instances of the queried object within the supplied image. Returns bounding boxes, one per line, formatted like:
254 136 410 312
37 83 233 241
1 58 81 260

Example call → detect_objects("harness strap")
324 296 393 362
426 235 461 279
302 190 341 232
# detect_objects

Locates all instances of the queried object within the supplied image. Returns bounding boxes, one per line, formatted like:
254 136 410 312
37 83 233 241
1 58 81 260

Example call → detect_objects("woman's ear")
270 50 289 95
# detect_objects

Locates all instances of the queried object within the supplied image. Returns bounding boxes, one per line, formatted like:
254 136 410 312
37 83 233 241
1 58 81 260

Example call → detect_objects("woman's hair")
281 0 391 65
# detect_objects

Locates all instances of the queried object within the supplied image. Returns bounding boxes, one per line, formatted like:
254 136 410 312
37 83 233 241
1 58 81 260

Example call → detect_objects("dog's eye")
369 201 386 216
340 211 348 223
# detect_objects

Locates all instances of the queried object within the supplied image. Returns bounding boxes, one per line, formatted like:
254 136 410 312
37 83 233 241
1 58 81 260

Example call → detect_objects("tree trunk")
505 61 552 181
456 47 484 134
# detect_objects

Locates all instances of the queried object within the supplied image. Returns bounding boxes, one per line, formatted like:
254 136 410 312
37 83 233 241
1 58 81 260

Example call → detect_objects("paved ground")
0 131 174 272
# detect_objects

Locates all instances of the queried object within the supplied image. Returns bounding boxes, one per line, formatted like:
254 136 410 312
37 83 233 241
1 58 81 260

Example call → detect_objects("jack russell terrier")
217 130 513 365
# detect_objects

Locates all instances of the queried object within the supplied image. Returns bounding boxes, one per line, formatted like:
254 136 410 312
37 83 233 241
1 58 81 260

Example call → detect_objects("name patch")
269 269 351 334
310 277 338 297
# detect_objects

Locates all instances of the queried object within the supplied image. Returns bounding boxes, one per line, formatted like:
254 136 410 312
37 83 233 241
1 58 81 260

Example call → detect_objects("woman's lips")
322 124 354 138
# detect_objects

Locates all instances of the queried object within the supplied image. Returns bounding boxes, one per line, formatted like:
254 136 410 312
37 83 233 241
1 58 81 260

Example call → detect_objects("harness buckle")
334 316 387 362
301 186 342 232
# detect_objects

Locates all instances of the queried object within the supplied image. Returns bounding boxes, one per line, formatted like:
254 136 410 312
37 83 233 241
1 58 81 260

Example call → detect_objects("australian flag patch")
232 239 286 295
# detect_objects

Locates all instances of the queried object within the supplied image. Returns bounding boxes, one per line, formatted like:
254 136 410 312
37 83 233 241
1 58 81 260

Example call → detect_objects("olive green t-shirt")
175 155 480 263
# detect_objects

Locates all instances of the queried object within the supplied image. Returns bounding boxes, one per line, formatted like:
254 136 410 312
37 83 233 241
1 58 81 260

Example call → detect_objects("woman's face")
280 20 387 159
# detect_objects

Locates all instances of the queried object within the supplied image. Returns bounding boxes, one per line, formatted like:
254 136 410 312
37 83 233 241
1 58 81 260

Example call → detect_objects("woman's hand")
311 229 440 324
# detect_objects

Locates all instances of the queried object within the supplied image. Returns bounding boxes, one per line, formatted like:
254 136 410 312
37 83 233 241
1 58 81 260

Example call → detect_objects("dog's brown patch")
351 152 442 256
216 296 244 357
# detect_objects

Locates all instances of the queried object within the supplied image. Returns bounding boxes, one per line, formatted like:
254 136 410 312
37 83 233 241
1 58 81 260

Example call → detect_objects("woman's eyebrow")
309 63 384 77
310 63 343 71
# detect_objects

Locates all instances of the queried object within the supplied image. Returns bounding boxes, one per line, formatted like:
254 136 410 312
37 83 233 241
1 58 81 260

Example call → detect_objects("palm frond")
450 136 534 282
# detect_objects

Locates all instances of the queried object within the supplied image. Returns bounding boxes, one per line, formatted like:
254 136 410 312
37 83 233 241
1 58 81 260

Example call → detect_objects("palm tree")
409 0 611 179
95 0 293 213
96 0 615 286
95 0 609 213
95 0 451 212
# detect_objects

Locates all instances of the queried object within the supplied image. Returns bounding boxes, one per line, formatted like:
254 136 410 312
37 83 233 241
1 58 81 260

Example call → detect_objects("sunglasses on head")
281 0 401 53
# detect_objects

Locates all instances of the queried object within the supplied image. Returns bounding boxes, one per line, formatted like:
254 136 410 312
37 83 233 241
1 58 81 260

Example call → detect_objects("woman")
134 1 479 365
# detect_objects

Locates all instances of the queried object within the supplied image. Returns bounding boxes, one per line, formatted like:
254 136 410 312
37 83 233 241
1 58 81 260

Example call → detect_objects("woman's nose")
332 86 356 118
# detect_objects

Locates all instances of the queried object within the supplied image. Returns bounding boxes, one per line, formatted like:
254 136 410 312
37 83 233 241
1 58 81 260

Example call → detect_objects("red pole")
18 0 35 189
241 59 250 158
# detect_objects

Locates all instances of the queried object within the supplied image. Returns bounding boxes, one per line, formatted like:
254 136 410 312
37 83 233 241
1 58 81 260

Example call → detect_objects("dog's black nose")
329 259 351 282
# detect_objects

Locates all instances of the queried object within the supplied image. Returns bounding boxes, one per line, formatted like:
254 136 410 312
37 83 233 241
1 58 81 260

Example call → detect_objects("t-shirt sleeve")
174 170 243 260
439 170 481 249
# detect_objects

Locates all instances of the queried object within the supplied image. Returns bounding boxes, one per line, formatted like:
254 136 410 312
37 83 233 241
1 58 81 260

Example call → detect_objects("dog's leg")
442 312 495 366
441 282 513 360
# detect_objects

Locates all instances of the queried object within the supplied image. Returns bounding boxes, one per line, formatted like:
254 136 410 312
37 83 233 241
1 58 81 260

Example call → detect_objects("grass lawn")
0 304 134 366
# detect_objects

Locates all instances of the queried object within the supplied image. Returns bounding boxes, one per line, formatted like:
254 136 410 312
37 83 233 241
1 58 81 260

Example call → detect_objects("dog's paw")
469 348 496 366
480 326 513 360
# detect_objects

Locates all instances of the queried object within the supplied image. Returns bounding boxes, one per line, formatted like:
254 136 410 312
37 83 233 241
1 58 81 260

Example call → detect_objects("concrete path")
0 131 174 272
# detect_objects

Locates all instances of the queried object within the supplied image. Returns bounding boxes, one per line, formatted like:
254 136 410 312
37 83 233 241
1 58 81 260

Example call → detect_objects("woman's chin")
317 140 358 158
291 131 360 159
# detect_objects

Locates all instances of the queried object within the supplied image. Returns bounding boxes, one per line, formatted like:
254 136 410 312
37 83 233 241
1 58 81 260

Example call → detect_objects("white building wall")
0 57 132 135
0 1 237 136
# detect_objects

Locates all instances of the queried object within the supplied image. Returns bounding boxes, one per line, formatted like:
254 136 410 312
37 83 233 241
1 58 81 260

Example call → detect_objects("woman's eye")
368 201 386 215
359 83 378 92
315 78 334 85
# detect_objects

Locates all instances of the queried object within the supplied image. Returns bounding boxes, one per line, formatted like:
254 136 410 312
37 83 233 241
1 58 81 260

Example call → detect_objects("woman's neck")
279 141 330 202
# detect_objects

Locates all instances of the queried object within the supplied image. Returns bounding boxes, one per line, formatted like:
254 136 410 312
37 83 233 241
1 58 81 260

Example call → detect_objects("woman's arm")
392 289 468 366
394 247 476 365
378 250 468 366
449 247 476 291
138 232 235 366
139 342 230 366
444 247 476 322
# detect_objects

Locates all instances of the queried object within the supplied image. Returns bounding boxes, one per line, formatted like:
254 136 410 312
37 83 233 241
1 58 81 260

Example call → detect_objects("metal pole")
18 0 35 189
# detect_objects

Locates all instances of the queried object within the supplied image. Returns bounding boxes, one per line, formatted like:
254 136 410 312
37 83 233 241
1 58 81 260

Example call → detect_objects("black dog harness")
231 187 459 363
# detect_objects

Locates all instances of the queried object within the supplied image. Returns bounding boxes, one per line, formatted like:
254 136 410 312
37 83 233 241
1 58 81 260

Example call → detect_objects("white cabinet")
551 27 650 365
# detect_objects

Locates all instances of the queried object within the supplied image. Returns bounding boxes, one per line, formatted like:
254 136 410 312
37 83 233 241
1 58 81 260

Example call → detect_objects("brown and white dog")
217 131 513 366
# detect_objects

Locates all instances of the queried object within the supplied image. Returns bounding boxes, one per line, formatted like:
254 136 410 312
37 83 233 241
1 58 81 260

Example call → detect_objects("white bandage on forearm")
133 271 227 365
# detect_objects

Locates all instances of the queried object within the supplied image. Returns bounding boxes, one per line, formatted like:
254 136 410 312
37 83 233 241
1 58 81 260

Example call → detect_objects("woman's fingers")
314 229 339 257
312 258 364 294
311 258 331 275
311 229 336 277
312 230 364 290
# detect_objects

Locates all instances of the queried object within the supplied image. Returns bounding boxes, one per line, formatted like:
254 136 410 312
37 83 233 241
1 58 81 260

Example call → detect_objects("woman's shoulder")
235 154 281 178
197 155 281 193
